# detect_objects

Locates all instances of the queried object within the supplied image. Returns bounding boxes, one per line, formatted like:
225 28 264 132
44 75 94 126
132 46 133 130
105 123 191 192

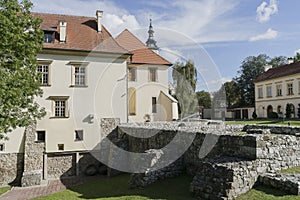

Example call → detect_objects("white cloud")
256 0 278 23
249 28 278 42
31 0 141 36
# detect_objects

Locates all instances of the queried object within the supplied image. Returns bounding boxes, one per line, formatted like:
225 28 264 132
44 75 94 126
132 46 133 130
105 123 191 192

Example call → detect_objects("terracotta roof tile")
32 12 129 54
115 29 172 66
255 61 300 82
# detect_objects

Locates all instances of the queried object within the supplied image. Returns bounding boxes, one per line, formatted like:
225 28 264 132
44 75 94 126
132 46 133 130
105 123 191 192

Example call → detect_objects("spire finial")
146 18 159 51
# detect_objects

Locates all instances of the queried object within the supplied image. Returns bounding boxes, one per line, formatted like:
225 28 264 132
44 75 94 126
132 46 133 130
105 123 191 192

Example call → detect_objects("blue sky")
30 0 300 91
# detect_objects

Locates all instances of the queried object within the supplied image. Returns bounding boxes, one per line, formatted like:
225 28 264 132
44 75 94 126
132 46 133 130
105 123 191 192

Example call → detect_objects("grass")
226 119 300 126
237 185 300 200
34 174 195 200
0 186 10 196
281 166 300 174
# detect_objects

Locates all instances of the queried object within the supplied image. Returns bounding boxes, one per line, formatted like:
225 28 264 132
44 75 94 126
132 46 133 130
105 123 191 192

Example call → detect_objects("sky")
30 0 300 91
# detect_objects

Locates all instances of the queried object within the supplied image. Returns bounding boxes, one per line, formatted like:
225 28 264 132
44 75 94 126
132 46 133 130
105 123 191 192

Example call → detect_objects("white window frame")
49 96 69 118
69 62 89 87
266 86 272 97
258 87 263 98
287 83 293 95
37 60 52 86
276 84 282 96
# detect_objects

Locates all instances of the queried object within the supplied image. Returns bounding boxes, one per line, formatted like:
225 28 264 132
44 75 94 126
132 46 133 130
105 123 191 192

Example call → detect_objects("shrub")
252 111 257 119
267 111 278 119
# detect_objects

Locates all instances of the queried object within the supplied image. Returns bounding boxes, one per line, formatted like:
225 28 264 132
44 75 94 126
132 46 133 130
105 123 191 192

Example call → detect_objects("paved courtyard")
0 176 101 200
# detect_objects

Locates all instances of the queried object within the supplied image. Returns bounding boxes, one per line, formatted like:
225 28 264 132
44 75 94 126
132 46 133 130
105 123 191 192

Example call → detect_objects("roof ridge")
32 12 96 19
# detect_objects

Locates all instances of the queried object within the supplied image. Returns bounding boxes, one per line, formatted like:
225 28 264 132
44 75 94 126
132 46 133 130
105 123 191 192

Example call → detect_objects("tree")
196 90 211 109
269 56 288 67
0 0 45 137
223 81 240 108
294 52 300 62
297 103 300 118
172 60 198 118
286 104 292 119
234 54 269 106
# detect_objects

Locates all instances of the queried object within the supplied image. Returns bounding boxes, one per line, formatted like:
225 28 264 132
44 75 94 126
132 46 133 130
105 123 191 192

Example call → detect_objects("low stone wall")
129 157 184 188
47 153 76 179
259 173 300 195
116 122 300 199
243 124 300 136
0 153 24 186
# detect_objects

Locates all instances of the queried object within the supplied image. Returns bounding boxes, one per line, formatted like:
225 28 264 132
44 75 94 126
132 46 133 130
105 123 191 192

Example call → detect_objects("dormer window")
44 31 54 43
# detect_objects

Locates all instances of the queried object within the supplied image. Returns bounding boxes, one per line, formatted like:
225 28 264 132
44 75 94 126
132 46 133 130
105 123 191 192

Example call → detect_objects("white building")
1 11 131 154
255 61 300 118
115 22 178 122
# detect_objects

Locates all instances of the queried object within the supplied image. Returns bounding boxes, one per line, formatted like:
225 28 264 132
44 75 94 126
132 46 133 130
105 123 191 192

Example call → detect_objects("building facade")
255 61 300 118
115 24 178 122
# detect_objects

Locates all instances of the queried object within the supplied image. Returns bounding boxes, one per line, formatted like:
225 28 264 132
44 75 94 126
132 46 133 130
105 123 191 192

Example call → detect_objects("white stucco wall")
255 73 300 118
3 52 128 153
128 65 172 122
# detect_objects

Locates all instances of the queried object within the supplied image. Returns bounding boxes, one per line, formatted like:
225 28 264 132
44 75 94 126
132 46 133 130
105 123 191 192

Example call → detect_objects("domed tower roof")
146 19 159 51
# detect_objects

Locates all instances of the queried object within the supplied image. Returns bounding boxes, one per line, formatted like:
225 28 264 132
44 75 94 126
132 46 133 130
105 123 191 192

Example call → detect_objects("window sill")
41 84 51 87
75 140 83 142
267 96 272 98
258 97 263 99
70 85 88 88
50 117 69 119
287 94 294 96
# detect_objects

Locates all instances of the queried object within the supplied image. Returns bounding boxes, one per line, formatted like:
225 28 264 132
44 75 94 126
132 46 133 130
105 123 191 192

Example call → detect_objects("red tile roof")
255 61 300 82
115 29 172 66
32 13 129 54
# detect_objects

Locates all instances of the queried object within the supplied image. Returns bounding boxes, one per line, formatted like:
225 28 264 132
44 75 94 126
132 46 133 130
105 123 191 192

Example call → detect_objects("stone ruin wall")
119 122 300 200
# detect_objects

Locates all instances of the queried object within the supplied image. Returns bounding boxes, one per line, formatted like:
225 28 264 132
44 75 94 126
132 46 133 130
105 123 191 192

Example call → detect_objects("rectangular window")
152 97 157 113
37 65 49 86
49 96 69 118
258 88 263 98
73 66 86 86
36 131 46 142
128 67 136 81
287 83 293 95
58 144 64 151
149 68 157 82
75 130 83 141
276 84 282 96
44 32 53 43
266 86 272 97
0 144 4 151
55 100 66 117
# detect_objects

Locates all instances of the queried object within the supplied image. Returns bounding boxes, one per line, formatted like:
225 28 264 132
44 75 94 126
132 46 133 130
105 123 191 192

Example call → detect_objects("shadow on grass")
253 185 291 197
46 174 195 200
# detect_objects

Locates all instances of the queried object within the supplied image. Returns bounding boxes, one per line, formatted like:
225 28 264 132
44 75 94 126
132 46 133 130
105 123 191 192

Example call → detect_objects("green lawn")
237 185 300 200
0 186 10 196
281 166 300 174
34 174 195 200
226 120 300 126
33 173 300 200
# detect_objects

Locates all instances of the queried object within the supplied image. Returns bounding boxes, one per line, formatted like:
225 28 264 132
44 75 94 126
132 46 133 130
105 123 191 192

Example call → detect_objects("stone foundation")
116 122 300 199
0 153 24 186
259 173 300 195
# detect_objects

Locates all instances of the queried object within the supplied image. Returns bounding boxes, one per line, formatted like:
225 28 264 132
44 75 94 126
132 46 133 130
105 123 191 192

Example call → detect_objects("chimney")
96 10 103 32
288 57 294 64
59 21 67 43
264 65 272 72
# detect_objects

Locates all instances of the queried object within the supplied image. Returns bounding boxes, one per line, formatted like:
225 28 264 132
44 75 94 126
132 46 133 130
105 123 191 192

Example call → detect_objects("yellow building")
254 61 300 118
